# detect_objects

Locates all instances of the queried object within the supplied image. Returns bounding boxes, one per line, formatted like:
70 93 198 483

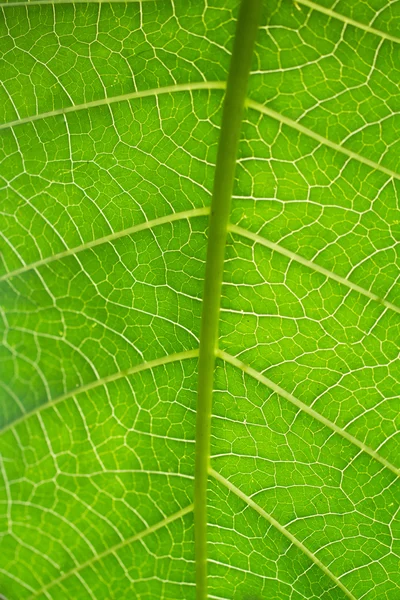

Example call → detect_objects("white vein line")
0 208 210 282
0 349 199 436
295 0 400 44
229 224 400 315
28 503 194 599
246 99 400 181
0 570 34 594
209 468 357 600
1 0 149 4
2 81 397 187
2 0 399 48
217 350 400 478
0 81 226 131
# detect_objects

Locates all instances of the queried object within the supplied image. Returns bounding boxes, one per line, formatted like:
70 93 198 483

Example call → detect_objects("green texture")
0 0 399 599
195 2 261 597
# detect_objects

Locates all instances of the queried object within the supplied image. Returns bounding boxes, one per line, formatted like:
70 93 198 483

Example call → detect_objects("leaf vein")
0 208 210 282
28 504 194 600
294 0 400 44
0 350 199 436
217 350 400 478
209 468 357 600
229 224 400 314
246 99 400 181
0 82 226 131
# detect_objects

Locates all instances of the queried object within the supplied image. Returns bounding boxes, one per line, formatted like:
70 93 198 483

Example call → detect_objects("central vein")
194 1 262 597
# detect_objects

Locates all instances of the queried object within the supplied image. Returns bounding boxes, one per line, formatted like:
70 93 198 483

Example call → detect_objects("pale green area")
0 0 399 599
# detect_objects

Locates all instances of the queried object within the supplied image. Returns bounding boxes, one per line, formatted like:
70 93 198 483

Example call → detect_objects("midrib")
194 1 262 598
2 85 399 182
0 1 397 599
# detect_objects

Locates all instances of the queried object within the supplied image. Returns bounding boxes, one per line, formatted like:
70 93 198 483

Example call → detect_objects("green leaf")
0 1 399 599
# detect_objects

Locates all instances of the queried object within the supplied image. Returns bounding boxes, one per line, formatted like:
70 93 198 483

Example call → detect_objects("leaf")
0 0 399 599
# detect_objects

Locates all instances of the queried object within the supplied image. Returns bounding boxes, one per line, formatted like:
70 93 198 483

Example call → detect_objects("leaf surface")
0 1 399 599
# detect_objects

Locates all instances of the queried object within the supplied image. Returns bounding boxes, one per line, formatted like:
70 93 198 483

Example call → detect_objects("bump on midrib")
209 468 357 600
217 349 400 478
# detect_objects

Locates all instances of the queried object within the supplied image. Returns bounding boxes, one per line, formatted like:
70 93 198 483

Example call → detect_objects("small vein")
0 208 210 282
1 0 150 5
209 467 357 600
28 503 194 599
294 0 400 45
0 350 199 436
246 99 400 181
0 82 226 131
229 224 400 315
217 350 400 478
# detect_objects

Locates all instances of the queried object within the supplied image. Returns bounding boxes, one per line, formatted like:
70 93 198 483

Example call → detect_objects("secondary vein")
28 504 194 600
294 0 400 45
0 350 199 437
246 99 400 181
229 224 400 315
0 208 210 282
209 468 357 600
0 81 226 131
218 349 400 478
